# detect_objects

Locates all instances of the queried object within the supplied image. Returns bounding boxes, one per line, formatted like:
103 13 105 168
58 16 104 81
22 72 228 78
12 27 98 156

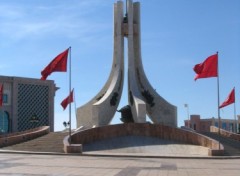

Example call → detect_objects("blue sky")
0 0 239 131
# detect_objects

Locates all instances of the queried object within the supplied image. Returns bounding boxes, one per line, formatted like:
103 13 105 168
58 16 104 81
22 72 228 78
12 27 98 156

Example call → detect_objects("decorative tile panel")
17 84 49 131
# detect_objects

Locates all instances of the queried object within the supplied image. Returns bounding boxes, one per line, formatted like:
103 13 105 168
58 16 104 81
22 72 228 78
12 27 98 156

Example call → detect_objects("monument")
76 0 177 129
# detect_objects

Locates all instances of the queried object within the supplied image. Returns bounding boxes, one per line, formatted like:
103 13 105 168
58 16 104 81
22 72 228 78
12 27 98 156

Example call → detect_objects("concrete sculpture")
76 0 177 129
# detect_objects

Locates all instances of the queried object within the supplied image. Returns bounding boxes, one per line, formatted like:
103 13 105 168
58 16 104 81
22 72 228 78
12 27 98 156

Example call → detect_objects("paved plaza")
0 153 239 176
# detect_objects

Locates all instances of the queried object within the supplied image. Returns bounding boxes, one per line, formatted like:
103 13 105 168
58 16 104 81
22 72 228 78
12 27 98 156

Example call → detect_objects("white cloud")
0 4 24 19
0 0 110 41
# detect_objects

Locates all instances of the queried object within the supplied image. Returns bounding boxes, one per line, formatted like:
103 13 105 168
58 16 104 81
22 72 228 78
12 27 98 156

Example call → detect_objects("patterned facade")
0 76 56 133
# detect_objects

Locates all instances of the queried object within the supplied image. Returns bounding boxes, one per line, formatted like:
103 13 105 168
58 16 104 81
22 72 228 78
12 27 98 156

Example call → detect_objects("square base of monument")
208 149 224 156
64 144 82 154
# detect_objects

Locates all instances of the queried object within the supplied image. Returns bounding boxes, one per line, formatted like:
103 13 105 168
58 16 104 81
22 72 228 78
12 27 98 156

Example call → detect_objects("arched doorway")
0 111 9 134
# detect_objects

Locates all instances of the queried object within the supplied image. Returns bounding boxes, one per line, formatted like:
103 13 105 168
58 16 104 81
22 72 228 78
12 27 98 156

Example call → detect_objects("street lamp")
29 114 39 128
63 121 70 129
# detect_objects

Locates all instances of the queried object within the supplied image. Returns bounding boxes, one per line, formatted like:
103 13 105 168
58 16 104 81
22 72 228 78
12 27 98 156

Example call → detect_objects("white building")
0 75 56 134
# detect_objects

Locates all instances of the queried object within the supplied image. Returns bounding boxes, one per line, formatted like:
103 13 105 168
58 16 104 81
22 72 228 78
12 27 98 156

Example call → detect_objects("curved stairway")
201 132 240 156
2 131 240 156
0 132 68 153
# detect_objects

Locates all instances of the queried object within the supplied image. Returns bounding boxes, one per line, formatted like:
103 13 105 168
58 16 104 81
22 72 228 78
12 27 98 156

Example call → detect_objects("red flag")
41 48 69 80
61 89 74 110
219 88 235 109
0 84 3 107
193 53 218 81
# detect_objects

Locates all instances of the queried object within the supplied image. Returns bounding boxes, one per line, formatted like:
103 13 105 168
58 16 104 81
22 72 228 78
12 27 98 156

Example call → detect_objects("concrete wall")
66 123 224 156
0 126 50 147
210 126 240 141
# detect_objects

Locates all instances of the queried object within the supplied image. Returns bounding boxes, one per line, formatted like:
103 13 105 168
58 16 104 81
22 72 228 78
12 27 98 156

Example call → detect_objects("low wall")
210 126 240 141
0 126 50 147
64 123 224 156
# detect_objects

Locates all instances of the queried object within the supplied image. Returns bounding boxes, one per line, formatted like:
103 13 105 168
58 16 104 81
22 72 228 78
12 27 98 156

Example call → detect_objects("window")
229 123 234 132
215 122 218 127
0 111 9 133
3 94 8 103
202 125 205 130
222 122 226 130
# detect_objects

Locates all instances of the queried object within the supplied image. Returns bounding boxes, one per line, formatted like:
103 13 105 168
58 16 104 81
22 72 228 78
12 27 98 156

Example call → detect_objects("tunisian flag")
219 88 235 109
41 48 69 80
0 84 3 107
61 89 74 110
193 53 218 81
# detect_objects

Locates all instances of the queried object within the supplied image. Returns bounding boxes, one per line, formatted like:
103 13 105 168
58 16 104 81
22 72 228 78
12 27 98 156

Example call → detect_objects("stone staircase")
201 132 240 156
1 132 68 153
2 130 240 156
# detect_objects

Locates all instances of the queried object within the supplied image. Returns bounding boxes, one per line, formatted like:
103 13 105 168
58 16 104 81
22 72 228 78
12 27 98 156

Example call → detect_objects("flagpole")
0 84 4 133
216 52 221 149
74 92 77 121
217 74 220 135
69 46 72 145
233 90 236 133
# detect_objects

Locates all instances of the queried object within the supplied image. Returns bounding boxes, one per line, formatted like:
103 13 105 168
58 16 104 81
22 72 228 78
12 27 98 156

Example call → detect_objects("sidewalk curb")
1 149 240 159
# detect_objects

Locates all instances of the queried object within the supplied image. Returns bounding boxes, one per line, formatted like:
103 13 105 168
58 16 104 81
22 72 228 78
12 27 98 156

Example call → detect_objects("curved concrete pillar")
76 1 124 128
130 1 177 127
127 0 146 123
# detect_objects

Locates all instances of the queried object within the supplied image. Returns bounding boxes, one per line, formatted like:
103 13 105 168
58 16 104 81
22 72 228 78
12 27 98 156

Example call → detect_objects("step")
1 132 68 153
200 132 240 156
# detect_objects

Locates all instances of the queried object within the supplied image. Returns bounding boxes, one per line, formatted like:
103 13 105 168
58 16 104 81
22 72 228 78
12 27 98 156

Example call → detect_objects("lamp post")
184 104 190 128
29 114 39 128
63 121 70 130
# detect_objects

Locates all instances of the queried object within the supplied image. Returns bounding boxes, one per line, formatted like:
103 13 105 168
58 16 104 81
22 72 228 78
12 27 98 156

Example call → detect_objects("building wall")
189 114 201 131
199 120 213 132
184 115 239 133
0 76 56 133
